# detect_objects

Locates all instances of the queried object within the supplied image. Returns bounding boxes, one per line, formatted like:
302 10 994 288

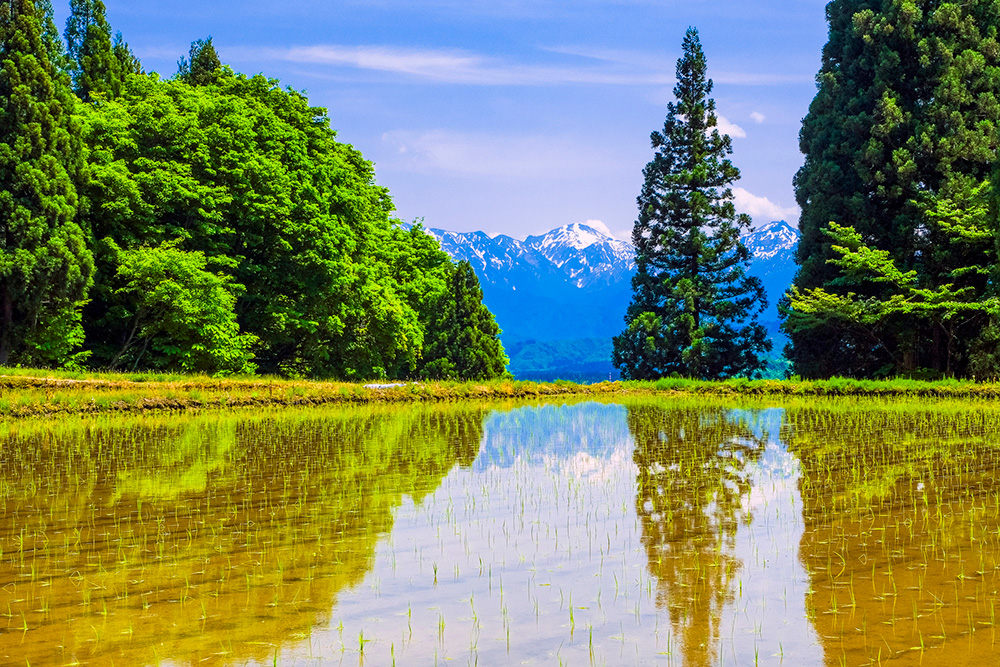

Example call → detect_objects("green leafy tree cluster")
106 241 256 374
79 69 413 377
77 38 505 379
0 3 506 380
787 181 1000 377
613 28 769 380
788 0 1000 378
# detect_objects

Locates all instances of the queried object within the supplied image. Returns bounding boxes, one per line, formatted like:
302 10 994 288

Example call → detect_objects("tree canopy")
0 0 93 367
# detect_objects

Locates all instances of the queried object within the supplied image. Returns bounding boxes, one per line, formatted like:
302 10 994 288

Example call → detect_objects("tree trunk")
0 286 11 366
932 324 942 374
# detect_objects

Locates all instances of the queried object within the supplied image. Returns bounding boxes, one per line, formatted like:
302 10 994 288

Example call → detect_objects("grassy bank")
2 368 1000 418
624 375 1000 398
0 369 625 418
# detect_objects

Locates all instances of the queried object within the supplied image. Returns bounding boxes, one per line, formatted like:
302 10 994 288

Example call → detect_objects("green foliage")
105 241 256 375
0 8 500 379
80 64 494 379
0 0 93 368
787 179 999 377
34 0 66 73
613 28 769 380
789 0 1000 377
111 31 140 76
419 260 507 380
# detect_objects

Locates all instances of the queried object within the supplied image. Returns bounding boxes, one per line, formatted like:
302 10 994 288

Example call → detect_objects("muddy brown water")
1 398 999 665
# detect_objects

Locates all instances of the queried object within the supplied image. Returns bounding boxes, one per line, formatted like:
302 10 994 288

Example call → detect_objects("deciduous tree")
108 241 256 374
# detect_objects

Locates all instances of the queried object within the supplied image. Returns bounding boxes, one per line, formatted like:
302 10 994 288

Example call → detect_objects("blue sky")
55 1 830 239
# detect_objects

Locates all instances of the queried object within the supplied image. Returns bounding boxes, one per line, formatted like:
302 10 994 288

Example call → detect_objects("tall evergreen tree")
64 0 120 101
0 0 93 366
177 37 220 86
612 28 769 380
788 0 1000 377
35 0 67 74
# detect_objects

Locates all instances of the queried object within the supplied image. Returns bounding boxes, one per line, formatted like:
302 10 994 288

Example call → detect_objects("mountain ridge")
412 219 800 379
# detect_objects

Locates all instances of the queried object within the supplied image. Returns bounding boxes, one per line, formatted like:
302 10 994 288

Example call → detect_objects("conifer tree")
112 31 140 76
420 261 507 380
177 37 220 86
0 0 93 366
788 0 1000 377
35 0 67 73
612 28 769 380
64 0 120 101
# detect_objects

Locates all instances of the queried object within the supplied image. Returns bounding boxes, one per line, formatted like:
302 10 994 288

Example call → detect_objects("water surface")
2 397 999 665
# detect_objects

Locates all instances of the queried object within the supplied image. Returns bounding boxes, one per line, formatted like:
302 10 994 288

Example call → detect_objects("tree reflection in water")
0 403 488 666
627 403 767 667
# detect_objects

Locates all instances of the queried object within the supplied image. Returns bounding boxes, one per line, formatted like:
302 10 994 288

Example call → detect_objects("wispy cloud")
235 44 675 86
750 111 766 124
231 43 810 88
381 129 621 178
545 45 814 86
733 188 799 224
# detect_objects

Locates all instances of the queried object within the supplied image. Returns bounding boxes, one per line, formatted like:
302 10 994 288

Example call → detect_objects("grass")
4 367 1000 418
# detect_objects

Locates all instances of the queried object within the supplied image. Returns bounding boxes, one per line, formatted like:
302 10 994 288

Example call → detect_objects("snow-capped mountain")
523 223 635 288
416 219 799 380
423 220 798 325
417 222 635 345
741 220 799 261
424 222 634 291
739 220 799 320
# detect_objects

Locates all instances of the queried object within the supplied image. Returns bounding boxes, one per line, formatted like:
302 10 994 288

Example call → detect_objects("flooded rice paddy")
2 397 1000 665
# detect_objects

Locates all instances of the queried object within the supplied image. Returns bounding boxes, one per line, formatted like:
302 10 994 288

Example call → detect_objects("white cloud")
582 219 613 236
546 46 814 86
732 188 799 224
381 129 619 179
716 115 746 138
750 111 766 124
